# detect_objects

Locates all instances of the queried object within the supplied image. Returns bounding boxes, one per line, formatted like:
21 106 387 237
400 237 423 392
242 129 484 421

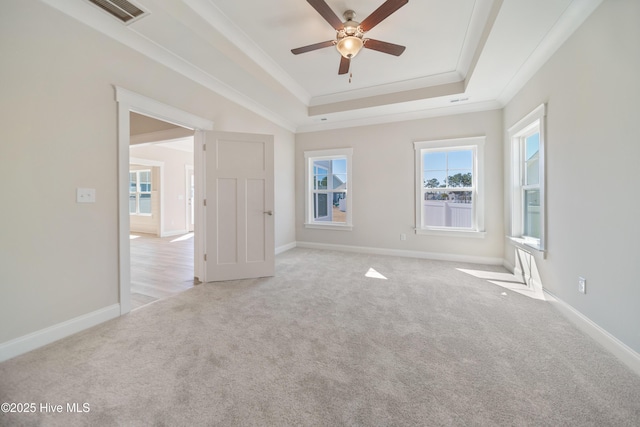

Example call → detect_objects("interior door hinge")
203 199 207 207
203 143 206 151
204 254 207 262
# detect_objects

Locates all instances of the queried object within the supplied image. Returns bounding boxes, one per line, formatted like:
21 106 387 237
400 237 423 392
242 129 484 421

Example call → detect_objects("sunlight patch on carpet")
457 268 546 300
365 268 388 280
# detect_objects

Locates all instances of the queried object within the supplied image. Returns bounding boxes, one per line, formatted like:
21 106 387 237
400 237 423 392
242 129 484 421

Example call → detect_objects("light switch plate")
77 188 96 203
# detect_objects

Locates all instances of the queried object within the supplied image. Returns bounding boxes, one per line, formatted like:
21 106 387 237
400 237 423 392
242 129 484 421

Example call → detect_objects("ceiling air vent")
87 0 147 24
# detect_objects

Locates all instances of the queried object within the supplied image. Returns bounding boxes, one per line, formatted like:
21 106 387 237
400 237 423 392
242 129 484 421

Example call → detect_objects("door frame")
185 165 195 232
116 86 213 315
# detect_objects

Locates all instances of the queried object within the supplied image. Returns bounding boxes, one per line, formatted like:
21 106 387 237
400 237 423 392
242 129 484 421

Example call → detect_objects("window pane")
525 133 540 161
423 191 473 228
315 174 328 190
333 174 347 190
448 150 473 170
424 152 446 170
332 158 347 174
524 189 541 238
129 172 137 193
331 192 347 223
139 171 151 192
314 193 328 219
129 194 136 214
423 170 447 188
139 193 152 214
447 172 472 188
525 133 540 185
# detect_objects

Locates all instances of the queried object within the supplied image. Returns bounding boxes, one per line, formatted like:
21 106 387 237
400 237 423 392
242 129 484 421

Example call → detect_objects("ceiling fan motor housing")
336 10 364 58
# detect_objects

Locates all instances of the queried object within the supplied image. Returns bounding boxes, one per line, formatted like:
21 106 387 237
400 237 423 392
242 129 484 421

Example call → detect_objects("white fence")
423 201 472 228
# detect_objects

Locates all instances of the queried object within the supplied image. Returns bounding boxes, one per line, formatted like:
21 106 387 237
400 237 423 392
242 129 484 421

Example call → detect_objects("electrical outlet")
578 277 586 294
400 233 406 241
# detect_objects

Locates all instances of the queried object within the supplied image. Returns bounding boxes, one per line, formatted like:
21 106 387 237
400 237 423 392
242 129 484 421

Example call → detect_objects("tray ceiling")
43 0 603 132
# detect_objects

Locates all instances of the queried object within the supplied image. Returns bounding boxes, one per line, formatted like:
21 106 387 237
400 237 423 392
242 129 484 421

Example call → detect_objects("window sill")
507 236 545 253
415 228 486 238
305 222 353 231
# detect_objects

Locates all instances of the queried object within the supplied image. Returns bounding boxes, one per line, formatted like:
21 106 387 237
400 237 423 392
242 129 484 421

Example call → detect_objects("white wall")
503 0 640 353
296 110 504 263
0 0 295 345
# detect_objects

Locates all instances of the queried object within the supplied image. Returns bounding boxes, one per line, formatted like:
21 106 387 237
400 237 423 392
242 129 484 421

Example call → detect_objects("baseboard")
0 304 121 363
275 241 297 255
544 290 640 377
503 259 515 273
296 241 504 265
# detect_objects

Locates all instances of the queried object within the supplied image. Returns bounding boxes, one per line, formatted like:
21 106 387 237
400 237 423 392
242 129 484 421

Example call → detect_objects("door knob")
264 210 273 216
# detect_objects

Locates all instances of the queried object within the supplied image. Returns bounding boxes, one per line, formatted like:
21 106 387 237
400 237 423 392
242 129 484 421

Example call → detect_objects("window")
129 169 152 215
304 148 353 230
414 137 485 236
509 104 545 251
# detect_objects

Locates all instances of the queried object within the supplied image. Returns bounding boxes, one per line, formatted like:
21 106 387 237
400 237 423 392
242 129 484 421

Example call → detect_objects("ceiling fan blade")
363 39 406 56
291 40 335 55
359 0 408 32
338 56 350 75
307 0 344 30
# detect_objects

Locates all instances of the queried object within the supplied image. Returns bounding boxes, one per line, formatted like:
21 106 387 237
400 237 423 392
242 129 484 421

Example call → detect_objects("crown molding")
183 0 311 106
41 0 297 133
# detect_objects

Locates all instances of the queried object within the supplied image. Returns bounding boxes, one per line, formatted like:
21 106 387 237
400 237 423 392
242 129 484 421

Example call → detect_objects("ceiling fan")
291 0 408 75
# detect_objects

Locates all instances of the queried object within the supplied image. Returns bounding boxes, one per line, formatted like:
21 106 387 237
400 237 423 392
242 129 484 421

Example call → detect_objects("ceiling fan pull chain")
349 72 353 83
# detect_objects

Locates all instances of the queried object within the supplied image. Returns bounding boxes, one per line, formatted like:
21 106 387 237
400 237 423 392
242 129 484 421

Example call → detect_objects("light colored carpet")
1 248 640 426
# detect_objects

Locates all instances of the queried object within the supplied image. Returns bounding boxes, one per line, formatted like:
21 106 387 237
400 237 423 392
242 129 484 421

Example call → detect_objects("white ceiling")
44 0 602 132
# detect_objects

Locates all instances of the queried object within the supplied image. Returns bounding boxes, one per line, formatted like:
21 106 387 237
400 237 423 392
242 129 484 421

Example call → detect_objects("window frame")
508 103 546 251
414 136 486 237
129 169 152 216
304 148 353 231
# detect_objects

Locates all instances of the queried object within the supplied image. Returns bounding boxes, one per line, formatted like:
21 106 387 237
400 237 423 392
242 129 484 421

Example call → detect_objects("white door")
203 131 274 281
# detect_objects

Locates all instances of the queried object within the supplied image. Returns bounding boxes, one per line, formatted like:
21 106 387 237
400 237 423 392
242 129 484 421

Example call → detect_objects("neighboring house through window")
414 137 485 236
129 169 152 215
508 103 546 250
304 148 353 230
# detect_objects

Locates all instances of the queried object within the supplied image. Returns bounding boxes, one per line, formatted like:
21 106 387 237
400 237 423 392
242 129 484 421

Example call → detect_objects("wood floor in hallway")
129 232 196 310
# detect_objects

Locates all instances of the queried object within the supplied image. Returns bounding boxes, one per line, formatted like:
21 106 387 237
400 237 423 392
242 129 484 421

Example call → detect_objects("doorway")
129 114 196 309
116 87 275 315
116 86 213 315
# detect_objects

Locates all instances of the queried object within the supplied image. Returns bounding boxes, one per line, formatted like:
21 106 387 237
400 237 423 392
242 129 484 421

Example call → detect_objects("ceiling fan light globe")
336 36 363 59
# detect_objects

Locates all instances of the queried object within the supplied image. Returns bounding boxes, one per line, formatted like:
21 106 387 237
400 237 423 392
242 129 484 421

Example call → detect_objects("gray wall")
0 0 295 344
503 0 640 353
296 110 504 262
